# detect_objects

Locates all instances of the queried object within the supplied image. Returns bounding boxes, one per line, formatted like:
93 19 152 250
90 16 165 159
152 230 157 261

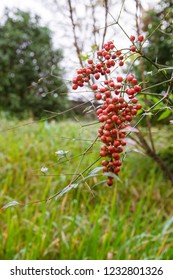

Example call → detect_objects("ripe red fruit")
114 166 120 173
114 160 122 166
107 179 113 186
88 59 93 64
131 78 138 85
112 54 117 59
108 146 115 153
102 160 108 166
100 150 107 157
113 140 120 147
99 116 105 122
121 141 126 146
96 108 102 115
112 153 120 160
105 54 111 60
72 84 78 90
95 93 102 100
138 35 144 42
92 84 98 90
126 88 135 95
97 51 102 56
104 130 111 136
125 115 132 121
132 98 138 104
112 115 118 122
131 109 137 115
119 61 124 67
136 104 142 110
100 87 106 93
108 104 115 111
134 85 142 92
117 76 123 82
126 73 134 82
130 46 136 52
94 73 100 80
130 35 135 41
109 82 115 88
116 51 121 56
119 97 124 103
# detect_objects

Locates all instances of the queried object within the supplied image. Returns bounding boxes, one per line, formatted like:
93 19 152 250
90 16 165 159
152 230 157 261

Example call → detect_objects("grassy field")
0 116 173 260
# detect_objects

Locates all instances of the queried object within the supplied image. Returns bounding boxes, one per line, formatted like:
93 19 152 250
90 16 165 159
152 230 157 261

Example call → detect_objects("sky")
0 0 160 47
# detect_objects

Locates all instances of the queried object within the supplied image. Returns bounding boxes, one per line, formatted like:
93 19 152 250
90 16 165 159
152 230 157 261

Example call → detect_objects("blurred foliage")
140 0 173 92
0 9 68 118
134 0 173 124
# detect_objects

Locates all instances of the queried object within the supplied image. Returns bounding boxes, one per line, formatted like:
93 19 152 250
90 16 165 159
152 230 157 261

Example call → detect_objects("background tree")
136 0 173 104
0 9 68 118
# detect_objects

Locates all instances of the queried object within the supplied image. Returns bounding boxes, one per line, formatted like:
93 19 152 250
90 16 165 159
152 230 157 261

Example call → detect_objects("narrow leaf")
1 201 20 210
55 150 69 155
57 183 78 198
120 126 139 133
103 172 121 181
89 166 103 175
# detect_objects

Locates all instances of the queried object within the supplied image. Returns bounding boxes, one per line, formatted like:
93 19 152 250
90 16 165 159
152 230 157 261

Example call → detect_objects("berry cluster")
130 35 144 52
71 36 143 186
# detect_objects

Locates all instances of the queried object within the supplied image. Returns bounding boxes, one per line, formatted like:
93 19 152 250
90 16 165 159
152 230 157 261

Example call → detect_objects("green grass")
0 117 173 260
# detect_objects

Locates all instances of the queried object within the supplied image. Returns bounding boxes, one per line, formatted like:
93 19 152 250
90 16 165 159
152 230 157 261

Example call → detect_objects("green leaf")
79 54 90 61
158 109 171 121
91 44 98 51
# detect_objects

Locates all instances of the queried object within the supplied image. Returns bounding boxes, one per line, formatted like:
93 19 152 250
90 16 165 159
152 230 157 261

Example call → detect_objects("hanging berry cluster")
71 36 143 186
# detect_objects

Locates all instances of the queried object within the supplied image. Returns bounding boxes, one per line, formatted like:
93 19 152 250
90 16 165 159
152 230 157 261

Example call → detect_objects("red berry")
138 35 144 42
114 166 120 173
112 115 118 122
100 150 107 157
102 160 108 166
99 116 105 122
88 59 93 64
107 179 113 186
121 141 126 146
131 109 137 115
92 84 98 90
131 78 138 85
117 76 123 82
125 115 132 121
130 46 136 52
113 140 120 147
114 160 122 166
136 104 142 110
94 73 100 80
132 98 138 104
119 61 124 67
126 74 134 82
112 153 120 160
72 84 78 90
134 85 142 92
108 104 115 111
95 93 102 100
96 108 102 115
100 87 106 93
130 35 135 41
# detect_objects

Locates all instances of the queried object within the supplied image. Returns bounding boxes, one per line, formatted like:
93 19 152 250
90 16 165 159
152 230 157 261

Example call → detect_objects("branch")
67 0 84 67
